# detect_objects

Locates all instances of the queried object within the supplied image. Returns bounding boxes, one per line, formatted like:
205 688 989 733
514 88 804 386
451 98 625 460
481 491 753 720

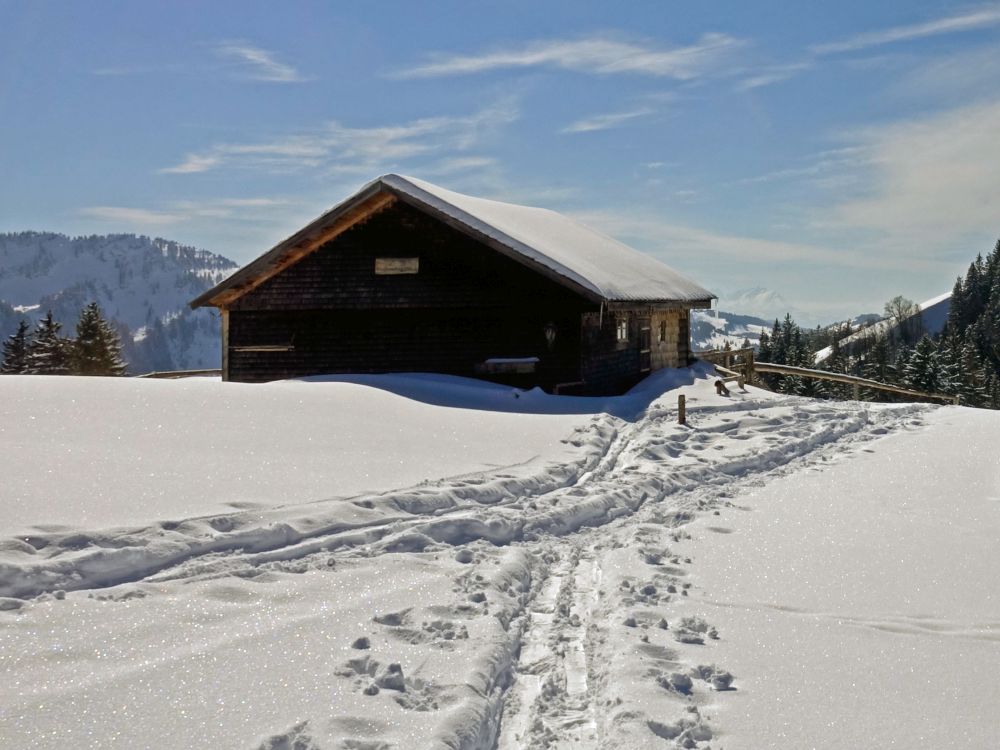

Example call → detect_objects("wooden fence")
697 348 959 405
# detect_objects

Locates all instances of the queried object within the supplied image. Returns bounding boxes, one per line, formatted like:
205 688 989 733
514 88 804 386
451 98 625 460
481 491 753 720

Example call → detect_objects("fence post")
678 394 686 425
853 383 860 401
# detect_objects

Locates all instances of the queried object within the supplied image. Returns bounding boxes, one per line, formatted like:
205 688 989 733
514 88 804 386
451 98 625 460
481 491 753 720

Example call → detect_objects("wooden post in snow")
678 394 686 425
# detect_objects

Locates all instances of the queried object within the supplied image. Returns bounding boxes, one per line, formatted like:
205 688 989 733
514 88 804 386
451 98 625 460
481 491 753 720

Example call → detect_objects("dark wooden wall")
579 310 645 395
225 197 700 394
231 201 586 312
228 200 590 388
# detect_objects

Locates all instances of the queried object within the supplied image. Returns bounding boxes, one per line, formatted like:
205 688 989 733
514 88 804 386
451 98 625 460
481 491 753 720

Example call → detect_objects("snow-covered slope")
1 372 997 749
690 308 769 351
0 232 237 372
679 406 1000 749
716 287 799 322
814 291 951 363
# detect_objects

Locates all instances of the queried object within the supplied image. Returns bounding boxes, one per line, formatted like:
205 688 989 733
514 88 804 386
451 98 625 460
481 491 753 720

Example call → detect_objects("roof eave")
189 179 388 309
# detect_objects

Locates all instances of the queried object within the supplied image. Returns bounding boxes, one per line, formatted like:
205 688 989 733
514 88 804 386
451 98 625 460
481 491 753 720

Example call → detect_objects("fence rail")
697 349 959 405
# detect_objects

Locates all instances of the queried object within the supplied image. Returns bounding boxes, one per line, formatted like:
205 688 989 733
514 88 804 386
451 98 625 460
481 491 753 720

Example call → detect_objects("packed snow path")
4 369 991 749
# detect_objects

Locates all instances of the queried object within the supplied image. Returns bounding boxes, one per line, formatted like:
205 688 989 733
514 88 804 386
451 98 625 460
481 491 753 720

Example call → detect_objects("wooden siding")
228 309 581 387
226 202 590 387
579 310 646 395
231 202 587 312
223 200 698 394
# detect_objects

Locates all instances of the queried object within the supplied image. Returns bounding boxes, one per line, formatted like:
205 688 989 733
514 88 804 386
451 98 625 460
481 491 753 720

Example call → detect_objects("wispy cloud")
733 7 1000 92
419 156 498 176
159 154 223 175
214 41 307 82
896 42 1000 101
158 100 519 176
577 208 956 320
575 209 909 271
830 98 1000 246
80 198 290 226
812 6 1000 55
734 147 869 185
561 107 654 133
735 61 812 90
79 206 183 225
395 33 743 80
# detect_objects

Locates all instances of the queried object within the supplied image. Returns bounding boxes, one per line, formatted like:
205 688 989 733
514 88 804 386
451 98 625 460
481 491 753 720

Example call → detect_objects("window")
616 318 628 342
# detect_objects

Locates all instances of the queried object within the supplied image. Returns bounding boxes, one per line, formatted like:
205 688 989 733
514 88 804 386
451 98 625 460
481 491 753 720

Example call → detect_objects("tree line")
1 302 127 376
755 239 1000 409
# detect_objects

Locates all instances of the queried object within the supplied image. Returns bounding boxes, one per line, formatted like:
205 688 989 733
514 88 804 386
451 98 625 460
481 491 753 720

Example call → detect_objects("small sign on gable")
375 257 419 275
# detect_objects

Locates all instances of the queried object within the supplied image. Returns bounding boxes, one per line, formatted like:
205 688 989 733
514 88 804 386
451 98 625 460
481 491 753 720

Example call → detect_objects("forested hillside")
0 232 237 373
756 240 1000 408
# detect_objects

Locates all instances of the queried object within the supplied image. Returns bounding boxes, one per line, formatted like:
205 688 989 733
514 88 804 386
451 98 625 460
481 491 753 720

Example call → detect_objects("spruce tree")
72 302 127 376
1 320 31 374
945 277 965 338
26 311 71 375
935 337 962 398
904 335 940 393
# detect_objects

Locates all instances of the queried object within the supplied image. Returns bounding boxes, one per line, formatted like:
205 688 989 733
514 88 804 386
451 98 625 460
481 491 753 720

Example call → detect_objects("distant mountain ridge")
0 232 238 373
690 309 770 351
717 287 802 323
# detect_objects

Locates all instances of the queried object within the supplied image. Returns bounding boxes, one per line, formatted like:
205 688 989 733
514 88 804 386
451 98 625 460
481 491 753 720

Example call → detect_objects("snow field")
0 544 537 748
0 374 591 536
2 367 983 749
672 406 1000 749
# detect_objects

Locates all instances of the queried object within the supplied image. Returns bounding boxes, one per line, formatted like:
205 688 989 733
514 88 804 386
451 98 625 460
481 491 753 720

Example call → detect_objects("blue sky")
2 1 1000 322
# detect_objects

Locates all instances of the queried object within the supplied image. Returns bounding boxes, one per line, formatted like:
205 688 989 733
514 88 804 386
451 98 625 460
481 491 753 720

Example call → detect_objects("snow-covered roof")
191 174 714 308
382 175 713 302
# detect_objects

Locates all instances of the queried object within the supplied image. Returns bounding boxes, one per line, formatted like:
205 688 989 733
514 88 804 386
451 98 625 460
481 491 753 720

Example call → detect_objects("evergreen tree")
1 320 31 374
956 340 988 407
904 335 940 393
72 302 127 376
757 330 772 361
944 277 965 338
26 311 71 375
859 335 892 401
935 336 962 398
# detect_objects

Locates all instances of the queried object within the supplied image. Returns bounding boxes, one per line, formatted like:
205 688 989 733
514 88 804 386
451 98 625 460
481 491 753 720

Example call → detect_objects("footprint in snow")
372 608 410 627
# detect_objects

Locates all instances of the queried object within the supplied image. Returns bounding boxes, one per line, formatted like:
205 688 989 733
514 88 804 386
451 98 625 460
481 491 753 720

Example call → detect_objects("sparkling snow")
1 369 998 749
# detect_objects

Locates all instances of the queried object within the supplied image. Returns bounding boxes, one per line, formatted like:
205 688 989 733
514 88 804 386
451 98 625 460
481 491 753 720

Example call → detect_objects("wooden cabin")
190 174 715 395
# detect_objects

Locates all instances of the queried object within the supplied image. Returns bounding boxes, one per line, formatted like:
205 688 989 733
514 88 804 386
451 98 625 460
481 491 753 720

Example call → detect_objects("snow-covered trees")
26 311 71 375
0 320 30 374
816 239 1000 408
0 303 127 376
73 302 126 376
904 335 940 392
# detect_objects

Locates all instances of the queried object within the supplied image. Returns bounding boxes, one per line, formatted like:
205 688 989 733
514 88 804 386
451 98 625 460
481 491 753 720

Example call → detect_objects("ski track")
1 388 933 748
